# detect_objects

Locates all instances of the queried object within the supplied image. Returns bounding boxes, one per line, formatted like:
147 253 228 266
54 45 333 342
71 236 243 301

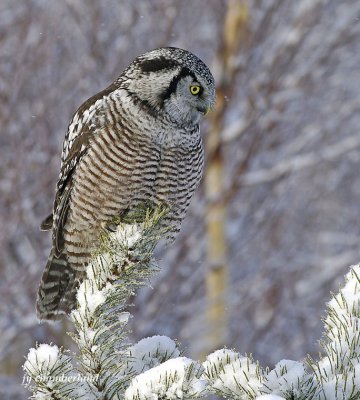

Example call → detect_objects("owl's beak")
197 105 211 116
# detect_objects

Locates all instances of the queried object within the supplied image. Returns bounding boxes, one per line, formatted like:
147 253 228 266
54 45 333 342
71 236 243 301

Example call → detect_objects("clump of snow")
313 351 360 399
203 349 262 398
126 335 180 375
204 348 241 366
323 265 360 361
256 395 286 400
24 344 60 375
119 311 131 324
315 356 333 380
75 280 114 317
23 343 78 397
73 276 117 332
115 224 141 249
324 265 360 351
310 264 360 399
317 363 360 400
125 357 206 400
260 359 310 397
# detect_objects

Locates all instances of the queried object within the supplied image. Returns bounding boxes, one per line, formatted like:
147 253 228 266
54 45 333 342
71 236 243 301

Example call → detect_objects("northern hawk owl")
37 47 216 320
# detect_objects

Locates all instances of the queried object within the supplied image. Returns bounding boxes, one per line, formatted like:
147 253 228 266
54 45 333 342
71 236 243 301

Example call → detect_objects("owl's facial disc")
124 49 215 126
162 71 215 126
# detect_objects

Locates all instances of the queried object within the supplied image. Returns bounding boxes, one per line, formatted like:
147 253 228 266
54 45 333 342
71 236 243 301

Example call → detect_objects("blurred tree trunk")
203 0 249 356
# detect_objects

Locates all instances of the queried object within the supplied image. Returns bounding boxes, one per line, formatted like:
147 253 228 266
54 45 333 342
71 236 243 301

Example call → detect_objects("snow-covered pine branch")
23 343 77 399
23 207 183 399
309 264 360 399
120 264 360 400
196 265 360 399
24 208 360 399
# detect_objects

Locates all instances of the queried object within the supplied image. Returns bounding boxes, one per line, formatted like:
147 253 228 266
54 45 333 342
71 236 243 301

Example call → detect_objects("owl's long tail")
36 248 78 321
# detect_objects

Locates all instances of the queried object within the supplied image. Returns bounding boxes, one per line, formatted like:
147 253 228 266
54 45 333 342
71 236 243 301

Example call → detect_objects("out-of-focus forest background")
1 0 360 397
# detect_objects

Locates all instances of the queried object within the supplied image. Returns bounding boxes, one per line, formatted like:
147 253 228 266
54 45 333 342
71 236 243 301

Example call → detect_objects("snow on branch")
23 343 78 398
24 208 360 399
200 265 360 400
23 207 178 399
125 357 206 400
202 349 263 398
309 264 360 399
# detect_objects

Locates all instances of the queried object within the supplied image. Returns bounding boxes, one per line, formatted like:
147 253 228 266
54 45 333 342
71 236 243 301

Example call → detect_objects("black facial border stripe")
161 67 198 102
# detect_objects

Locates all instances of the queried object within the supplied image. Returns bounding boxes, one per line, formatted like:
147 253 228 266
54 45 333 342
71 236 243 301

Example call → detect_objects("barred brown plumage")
37 47 216 320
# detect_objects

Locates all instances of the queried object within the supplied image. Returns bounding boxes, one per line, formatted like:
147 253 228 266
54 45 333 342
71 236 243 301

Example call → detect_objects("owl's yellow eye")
190 85 202 95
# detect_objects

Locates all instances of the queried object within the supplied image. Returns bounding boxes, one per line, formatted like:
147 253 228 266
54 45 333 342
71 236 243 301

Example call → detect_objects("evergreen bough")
23 210 360 399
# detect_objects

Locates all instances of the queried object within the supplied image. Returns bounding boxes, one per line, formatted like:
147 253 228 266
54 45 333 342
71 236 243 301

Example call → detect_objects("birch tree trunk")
203 0 249 356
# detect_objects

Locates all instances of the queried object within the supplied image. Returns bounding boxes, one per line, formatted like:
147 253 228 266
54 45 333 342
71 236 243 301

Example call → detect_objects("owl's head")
121 47 216 126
